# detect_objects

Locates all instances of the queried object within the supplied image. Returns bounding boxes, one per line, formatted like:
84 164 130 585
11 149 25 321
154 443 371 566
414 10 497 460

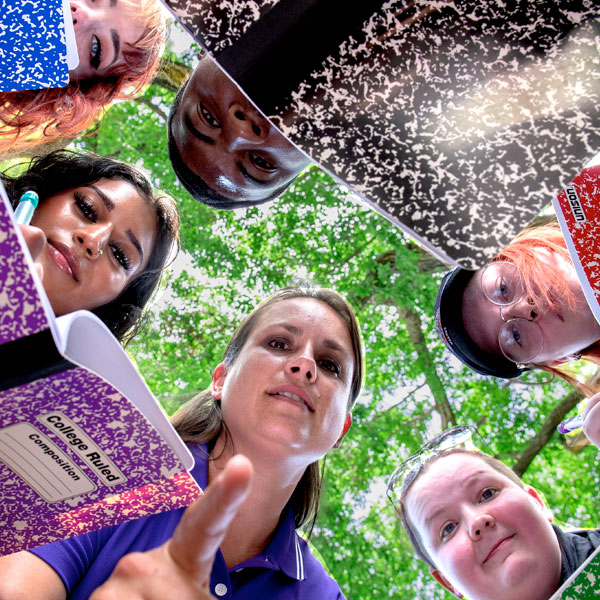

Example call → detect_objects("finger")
168 454 253 584
583 392 600 419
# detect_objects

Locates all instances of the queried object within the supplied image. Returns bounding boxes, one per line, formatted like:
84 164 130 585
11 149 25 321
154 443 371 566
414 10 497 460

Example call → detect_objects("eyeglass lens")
481 262 525 306
498 319 544 363
481 262 544 363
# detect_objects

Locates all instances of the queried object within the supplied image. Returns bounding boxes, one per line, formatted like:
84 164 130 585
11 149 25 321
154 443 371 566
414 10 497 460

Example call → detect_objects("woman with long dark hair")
3 150 179 343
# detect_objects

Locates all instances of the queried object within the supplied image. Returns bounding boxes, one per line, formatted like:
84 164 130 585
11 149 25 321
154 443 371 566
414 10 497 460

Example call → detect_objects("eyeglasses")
480 262 544 364
386 425 490 510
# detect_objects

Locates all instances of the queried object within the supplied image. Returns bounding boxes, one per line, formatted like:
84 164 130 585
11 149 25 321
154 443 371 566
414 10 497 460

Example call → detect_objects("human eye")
74 191 97 222
440 521 457 540
200 102 221 128
249 152 276 172
318 358 341 376
268 338 290 351
479 488 497 502
109 242 132 271
90 35 102 70
496 276 512 303
509 323 522 346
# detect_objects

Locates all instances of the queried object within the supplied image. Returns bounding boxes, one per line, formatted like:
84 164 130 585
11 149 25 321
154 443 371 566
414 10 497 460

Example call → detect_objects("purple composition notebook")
0 183 201 555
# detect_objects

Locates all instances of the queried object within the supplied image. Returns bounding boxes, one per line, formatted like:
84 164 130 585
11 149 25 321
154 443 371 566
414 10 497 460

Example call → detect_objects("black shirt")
554 524 600 584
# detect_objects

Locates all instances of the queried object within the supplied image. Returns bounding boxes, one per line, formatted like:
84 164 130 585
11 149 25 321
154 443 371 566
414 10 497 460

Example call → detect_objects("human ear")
430 568 463 599
525 485 553 521
332 413 352 449
211 363 227 400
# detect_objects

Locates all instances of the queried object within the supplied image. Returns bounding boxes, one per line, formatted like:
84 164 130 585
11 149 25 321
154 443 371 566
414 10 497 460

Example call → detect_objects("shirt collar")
190 444 305 581
264 507 306 581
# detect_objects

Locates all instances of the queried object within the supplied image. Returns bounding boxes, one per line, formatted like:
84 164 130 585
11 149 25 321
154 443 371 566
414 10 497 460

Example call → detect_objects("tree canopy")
4 23 598 599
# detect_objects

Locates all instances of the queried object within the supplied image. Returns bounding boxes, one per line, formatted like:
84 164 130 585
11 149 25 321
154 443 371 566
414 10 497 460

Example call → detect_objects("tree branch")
342 235 376 266
512 369 600 477
370 382 428 421
397 305 456 428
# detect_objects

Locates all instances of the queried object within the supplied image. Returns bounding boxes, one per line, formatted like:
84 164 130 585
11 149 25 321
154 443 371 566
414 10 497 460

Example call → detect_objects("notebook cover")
552 165 600 326
0 0 70 92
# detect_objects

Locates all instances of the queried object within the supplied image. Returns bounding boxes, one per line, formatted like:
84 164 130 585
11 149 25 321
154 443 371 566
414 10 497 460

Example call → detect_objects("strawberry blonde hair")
0 0 165 153
494 222 600 392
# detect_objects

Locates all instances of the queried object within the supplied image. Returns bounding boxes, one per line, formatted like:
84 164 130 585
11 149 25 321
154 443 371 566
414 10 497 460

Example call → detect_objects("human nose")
70 1 96 29
466 511 495 541
74 223 111 259
499 297 537 322
224 103 269 149
285 347 317 382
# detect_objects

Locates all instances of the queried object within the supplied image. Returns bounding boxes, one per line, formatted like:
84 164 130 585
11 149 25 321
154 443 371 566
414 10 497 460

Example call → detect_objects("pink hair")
495 222 600 392
0 0 165 152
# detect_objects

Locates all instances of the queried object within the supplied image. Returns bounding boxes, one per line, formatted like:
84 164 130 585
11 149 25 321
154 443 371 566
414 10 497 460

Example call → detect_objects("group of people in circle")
1 1 599 599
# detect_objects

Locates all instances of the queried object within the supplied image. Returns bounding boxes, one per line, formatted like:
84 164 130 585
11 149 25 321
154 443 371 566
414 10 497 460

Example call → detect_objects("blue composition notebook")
0 0 72 92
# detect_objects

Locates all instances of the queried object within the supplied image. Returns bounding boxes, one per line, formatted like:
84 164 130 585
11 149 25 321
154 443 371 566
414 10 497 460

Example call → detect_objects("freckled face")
405 454 561 600
213 298 354 464
30 178 157 316
170 57 310 204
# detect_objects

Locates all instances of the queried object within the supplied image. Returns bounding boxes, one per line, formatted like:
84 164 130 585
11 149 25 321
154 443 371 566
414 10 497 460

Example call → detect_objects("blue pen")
14 191 39 225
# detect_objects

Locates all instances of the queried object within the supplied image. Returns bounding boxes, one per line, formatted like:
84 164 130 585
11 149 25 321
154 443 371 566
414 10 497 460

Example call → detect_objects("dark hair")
397 448 525 568
171 284 364 530
2 150 180 343
167 79 296 210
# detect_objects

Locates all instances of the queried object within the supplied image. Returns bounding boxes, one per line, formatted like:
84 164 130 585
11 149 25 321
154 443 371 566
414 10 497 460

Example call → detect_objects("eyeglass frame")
479 261 544 366
386 425 492 508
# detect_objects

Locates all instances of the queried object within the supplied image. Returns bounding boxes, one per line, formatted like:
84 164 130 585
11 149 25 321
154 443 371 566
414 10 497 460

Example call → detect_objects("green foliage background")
7 25 599 599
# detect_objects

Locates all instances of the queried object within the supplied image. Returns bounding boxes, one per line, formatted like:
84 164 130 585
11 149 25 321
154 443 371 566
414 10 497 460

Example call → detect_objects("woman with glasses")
435 222 600 387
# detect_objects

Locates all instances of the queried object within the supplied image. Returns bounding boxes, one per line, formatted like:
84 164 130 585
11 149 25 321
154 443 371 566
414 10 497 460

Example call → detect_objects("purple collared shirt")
31 445 344 600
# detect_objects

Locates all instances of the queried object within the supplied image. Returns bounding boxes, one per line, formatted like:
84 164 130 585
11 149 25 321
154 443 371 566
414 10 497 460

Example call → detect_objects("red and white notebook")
553 164 600 326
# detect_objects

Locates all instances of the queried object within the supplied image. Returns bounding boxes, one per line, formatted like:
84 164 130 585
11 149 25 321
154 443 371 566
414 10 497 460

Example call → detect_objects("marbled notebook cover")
0 0 70 92
0 368 201 555
163 0 600 268
553 165 600 326
0 184 50 346
550 545 600 599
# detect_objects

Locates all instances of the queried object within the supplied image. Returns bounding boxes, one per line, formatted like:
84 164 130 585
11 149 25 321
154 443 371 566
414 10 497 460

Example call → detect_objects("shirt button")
214 583 228 597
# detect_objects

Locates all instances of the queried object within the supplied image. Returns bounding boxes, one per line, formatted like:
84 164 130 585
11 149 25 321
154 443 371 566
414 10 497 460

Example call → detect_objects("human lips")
47 240 79 281
483 534 515 564
268 385 314 412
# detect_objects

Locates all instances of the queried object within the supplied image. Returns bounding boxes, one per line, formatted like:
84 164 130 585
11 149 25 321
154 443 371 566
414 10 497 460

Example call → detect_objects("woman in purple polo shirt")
0 284 363 599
